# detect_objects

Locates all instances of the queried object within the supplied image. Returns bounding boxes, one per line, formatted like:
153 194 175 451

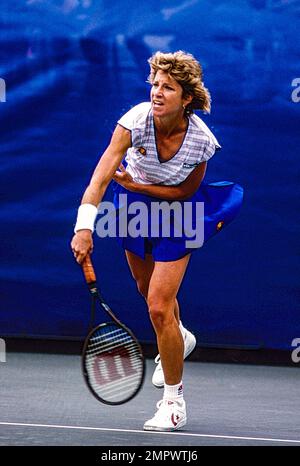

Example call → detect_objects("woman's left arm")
113 162 207 201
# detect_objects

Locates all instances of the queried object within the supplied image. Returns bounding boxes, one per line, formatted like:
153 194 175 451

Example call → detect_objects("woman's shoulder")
132 101 151 112
118 102 151 130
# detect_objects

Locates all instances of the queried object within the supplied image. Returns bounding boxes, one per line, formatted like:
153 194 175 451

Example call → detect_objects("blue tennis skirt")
112 180 244 262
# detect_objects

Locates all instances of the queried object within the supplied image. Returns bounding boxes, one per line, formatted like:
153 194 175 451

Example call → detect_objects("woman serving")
71 51 242 432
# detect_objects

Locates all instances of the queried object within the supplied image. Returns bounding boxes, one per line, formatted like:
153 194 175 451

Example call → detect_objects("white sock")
163 381 184 403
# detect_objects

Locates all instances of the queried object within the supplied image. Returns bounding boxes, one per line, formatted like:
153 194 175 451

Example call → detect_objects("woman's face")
150 70 191 118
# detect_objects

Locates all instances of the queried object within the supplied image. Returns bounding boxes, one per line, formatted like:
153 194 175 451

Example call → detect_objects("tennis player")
71 51 223 431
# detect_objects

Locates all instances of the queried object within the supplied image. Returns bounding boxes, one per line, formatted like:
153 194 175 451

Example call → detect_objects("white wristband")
74 203 98 233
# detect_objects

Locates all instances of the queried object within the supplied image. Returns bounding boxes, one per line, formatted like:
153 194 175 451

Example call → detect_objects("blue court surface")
0 351 299 447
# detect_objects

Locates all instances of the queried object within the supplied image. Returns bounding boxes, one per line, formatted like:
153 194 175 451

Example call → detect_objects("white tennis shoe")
152 327 196 388
143 399 187 431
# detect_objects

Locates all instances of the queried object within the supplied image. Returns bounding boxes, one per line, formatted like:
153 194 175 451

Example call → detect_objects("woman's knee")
147 296 176 329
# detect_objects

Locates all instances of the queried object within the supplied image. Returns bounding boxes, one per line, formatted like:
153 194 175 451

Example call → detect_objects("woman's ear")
183 93 193 108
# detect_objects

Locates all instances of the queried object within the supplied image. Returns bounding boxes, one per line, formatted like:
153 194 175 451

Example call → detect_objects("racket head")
82 321 145 405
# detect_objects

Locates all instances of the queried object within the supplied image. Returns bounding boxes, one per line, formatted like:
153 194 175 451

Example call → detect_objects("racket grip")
82 255 97 284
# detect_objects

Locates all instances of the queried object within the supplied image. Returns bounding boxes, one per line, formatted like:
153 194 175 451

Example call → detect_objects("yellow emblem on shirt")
137 147 147 155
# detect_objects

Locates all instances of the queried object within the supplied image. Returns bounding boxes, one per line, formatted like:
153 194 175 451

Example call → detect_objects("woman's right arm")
71 124 131 263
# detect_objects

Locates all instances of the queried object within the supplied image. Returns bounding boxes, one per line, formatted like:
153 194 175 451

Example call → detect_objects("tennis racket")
81 255 145 405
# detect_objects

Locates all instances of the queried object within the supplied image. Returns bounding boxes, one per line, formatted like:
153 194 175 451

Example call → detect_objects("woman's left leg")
143 254 191 431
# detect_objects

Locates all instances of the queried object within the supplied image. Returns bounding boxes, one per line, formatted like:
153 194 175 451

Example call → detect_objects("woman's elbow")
175 190 193 201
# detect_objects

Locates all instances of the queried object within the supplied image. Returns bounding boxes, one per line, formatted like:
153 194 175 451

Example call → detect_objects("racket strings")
84 323 144 403
87 329 134 354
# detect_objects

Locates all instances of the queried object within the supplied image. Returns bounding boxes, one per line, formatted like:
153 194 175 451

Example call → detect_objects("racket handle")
82 255 97 284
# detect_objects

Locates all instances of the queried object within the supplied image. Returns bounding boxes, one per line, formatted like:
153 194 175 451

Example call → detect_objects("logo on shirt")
137 147 147 155
182 162 199 168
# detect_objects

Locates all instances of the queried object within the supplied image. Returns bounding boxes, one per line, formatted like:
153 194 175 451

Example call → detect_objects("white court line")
0 421 299 444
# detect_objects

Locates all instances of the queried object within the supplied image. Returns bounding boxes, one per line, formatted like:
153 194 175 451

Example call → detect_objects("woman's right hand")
71 230 93 264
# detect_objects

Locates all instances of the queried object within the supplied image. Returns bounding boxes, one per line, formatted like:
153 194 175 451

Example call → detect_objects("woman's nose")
154 86 163 97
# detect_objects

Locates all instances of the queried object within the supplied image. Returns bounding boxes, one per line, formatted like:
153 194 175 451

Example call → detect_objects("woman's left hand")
113 164 136 191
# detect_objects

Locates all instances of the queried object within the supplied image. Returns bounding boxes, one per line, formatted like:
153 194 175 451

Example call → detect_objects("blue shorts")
112 181 244 262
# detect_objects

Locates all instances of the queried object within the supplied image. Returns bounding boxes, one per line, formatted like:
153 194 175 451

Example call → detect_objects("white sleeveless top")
117 102 221 186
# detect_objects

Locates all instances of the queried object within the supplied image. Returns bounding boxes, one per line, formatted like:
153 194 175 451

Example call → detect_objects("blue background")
0 0 299 350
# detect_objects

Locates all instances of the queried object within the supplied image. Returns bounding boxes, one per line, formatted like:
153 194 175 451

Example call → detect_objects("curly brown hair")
147 50 211 114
